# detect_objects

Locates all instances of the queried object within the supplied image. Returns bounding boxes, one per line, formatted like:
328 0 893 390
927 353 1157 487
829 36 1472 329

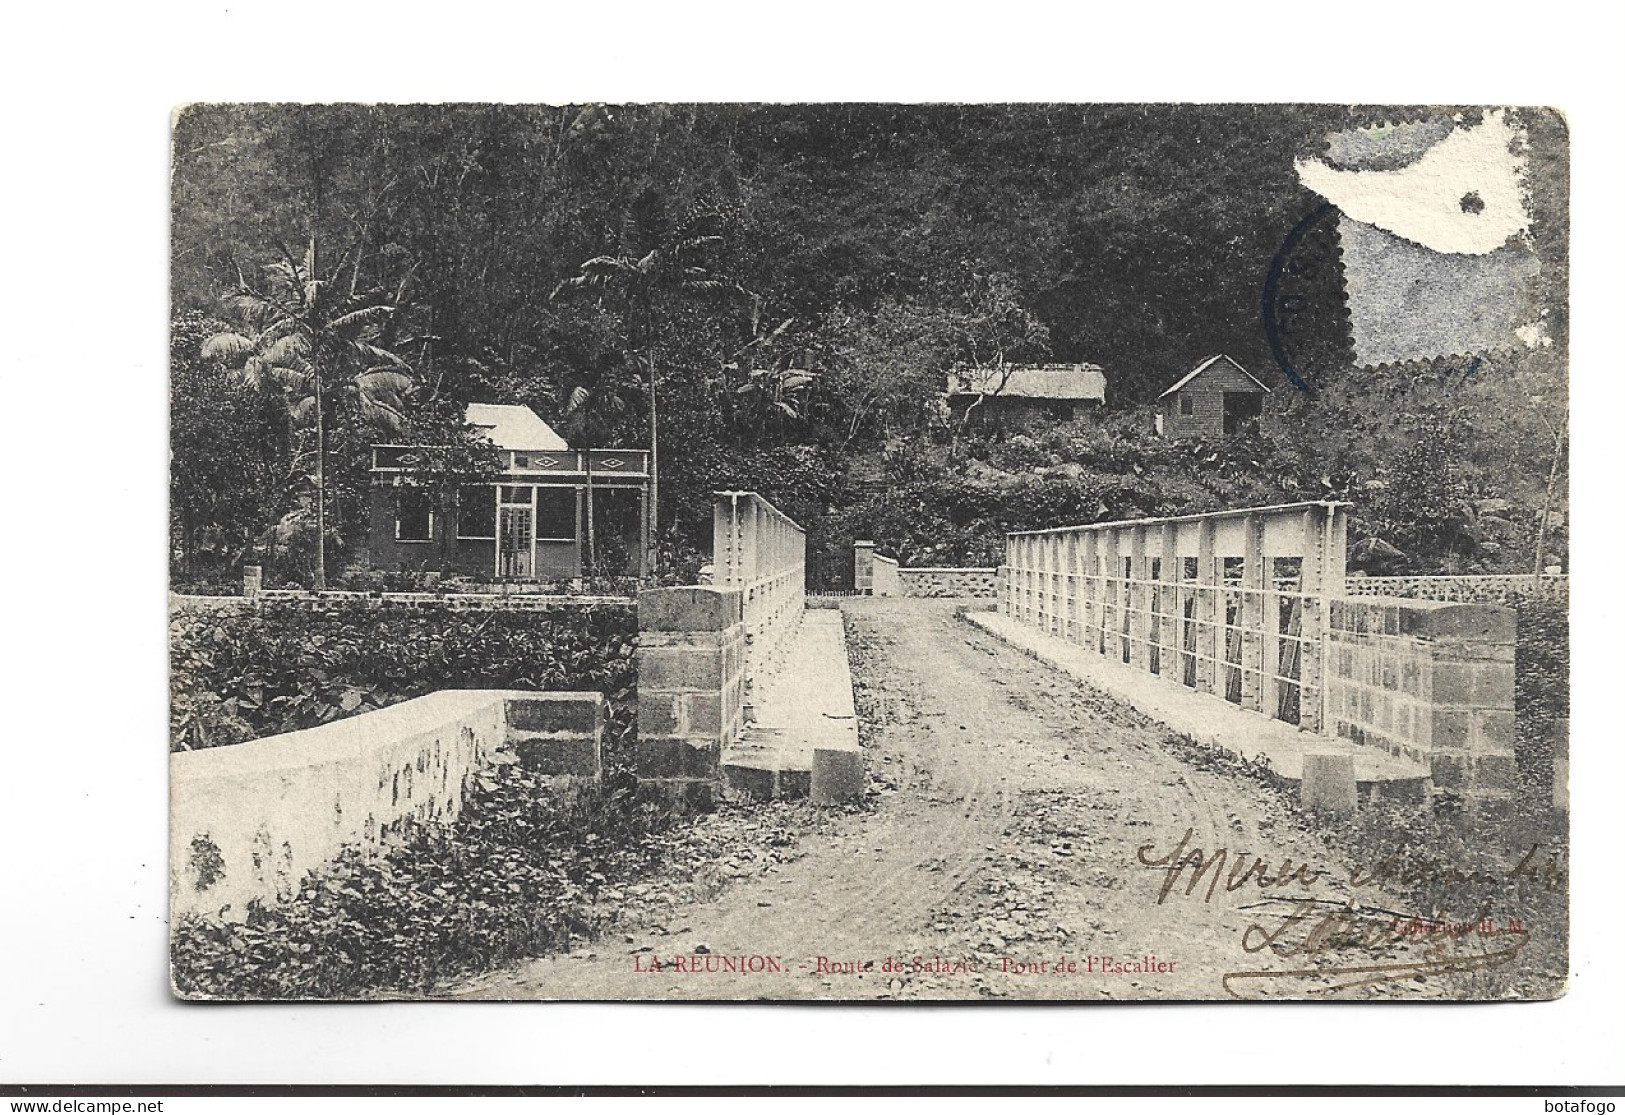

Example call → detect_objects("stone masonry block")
636 737 721 780
638 694 680 737
811 749 865 805
1398 601 1516 644
1429 751 1469 789
1428 708 1471 749
1430 660 1514 710
1473 663 1516 709
1471 709 1516 752
505 694 604 736
1430 663 1477 707
685 692 724 737
638 586 744 632
1301 752 1357 814
638 646 727 691
723 762 776 800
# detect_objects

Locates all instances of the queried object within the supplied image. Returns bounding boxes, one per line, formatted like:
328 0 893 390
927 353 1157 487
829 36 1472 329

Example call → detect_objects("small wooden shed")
1156 355 1270 440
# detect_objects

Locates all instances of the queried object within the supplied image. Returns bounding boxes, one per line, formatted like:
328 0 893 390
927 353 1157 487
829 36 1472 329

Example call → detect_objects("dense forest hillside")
170 104 1568 586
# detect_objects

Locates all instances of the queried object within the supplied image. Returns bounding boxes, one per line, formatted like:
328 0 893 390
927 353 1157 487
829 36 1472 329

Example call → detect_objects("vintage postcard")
168 103 1569 1001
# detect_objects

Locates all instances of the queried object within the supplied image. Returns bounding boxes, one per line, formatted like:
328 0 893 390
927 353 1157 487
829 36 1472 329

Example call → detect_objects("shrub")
1512 594 1569 788
169 602 637 752
1320 793 1568 999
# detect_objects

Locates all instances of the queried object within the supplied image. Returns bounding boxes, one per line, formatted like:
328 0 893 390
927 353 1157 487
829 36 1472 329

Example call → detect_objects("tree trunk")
585 456 597 577
645 298 660 574
1532 421 1566 589
314 376 328 591
308 234 328 592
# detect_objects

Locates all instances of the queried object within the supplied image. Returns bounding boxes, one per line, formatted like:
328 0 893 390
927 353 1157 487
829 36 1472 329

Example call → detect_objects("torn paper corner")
1296 110 1529 256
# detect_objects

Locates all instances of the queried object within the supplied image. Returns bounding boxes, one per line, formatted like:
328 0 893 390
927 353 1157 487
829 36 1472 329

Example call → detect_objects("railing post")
1130 525 1150 671
1064 531 1080 642
1049 534 1064 636
1241 514 1266 713
1033 535 1047 629
1259 527 1281 721
1103 528 1122 660
1196 519 1219 696
1023 536 1035 621
1299 505 1330 733
1084 530 1100 653
1158 524 1179 675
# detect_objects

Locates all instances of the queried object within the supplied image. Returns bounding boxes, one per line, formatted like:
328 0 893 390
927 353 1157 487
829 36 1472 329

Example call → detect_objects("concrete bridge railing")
171 691 605 919
712 491 806 713
998 501 1517 808
1003 501 1351 733
636 491 808 809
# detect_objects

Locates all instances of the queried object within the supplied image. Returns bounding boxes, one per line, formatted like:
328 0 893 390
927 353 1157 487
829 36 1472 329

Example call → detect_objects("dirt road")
452 599 1462 1001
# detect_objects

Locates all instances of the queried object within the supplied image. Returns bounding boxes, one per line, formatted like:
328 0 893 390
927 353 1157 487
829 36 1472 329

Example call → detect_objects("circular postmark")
1261 201 1357 391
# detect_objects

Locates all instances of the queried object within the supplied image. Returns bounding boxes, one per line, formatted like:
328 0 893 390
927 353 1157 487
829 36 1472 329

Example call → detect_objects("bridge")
170 494 1524 921
636 495 1517 814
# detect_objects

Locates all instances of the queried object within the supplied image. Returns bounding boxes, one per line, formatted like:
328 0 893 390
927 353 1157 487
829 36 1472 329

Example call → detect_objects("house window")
1046 401 1076 421
1179 392 1194 416
395 489 434 543
536 487 576 541
456 486 496 539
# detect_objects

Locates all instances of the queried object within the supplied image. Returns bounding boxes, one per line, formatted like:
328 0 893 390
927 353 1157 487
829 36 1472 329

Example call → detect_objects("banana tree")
202 239 414 589
552 189 730 572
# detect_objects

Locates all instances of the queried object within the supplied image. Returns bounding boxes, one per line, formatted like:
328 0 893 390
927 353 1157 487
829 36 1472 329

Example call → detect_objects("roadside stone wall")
1345 574 1568 607
1325 596 1516 808
635 587 747 811
170 690 604 920
871 554 901 596
898 567 998 599
171 591 632 614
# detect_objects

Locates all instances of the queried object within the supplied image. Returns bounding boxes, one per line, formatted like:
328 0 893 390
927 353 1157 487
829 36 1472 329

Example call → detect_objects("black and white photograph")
9 7 1625 1095
165 102 1571 1003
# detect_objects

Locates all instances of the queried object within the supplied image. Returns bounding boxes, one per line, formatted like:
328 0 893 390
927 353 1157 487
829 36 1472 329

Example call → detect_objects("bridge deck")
965 608 1430 787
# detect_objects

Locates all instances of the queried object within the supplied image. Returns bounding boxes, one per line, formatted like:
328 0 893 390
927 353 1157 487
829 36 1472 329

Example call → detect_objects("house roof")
945 363 1107 402
464 403 570 451
1157 355 1271 399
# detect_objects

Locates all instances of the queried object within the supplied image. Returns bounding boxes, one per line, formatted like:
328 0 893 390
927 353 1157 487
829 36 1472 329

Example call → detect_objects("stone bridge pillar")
853 540 876 595
1325 598 1517 812
636 586 747 811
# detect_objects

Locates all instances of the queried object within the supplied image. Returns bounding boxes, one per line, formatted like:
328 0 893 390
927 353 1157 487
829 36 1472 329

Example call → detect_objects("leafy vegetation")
1321 793 1568 1000
172 105 1567 588
171 765 669 999
168 602 635 752
1512 595 1569 788
201 240 415 588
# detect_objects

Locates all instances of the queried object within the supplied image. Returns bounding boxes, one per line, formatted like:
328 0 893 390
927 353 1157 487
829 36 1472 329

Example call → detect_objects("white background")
1 0 1621 1088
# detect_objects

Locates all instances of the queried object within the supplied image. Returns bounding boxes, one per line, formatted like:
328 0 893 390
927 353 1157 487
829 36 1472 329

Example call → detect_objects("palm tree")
202 238 414 589
552 189 729 572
